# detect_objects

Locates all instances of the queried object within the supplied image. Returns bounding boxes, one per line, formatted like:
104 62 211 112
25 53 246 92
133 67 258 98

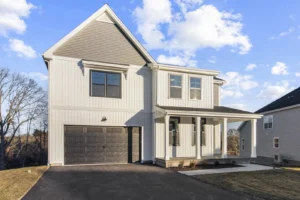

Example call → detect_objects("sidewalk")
179 164 274 176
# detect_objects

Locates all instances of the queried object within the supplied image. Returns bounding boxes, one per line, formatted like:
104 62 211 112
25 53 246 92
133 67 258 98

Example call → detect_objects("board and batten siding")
48 57 153 164
240 107 300 161
53 20 147 66
156 70 214 109
213 84 220 106
155 117 216 158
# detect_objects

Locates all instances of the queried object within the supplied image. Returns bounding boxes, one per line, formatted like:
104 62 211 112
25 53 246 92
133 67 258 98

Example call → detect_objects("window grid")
190 77 202 100
273 137 279 148
91 70 121 98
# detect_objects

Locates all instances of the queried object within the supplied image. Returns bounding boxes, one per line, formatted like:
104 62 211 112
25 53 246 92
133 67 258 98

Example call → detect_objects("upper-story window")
91 71 121 98
263 115 273 129
169 74 182 98
190 77 201 100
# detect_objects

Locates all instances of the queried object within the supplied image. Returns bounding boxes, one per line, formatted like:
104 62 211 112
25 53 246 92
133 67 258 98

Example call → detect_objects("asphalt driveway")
23 164 251 200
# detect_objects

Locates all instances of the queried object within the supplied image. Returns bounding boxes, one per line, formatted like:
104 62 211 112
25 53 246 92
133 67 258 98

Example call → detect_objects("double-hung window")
91 71 121 98
190 77 201 100
263 115 273 129
273 137 279 148
169 75 182 98
241 138 245 151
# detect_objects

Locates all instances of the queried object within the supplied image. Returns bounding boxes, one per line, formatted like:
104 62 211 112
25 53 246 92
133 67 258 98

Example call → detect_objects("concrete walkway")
179 164 274 176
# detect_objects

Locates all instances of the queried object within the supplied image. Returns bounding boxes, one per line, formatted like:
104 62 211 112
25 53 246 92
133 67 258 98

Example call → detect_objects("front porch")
155 156 256 168
153 106 262 168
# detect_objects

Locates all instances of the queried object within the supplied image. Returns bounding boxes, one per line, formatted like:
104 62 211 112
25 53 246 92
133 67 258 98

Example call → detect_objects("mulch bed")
170 164 243 171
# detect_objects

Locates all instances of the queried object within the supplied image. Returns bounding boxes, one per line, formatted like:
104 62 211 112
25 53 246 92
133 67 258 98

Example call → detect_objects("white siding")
214 124 221 154
49 57 153 164
201 119 215 156
156 70 213 109
155 117 216 158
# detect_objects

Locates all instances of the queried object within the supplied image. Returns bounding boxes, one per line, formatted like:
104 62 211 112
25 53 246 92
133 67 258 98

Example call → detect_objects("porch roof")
155 105 262 120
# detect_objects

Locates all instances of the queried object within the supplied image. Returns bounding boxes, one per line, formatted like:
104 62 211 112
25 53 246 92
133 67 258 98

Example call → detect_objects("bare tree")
0 68 47 170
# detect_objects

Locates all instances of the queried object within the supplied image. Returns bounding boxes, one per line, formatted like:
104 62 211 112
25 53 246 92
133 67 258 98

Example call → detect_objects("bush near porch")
195 169 300 200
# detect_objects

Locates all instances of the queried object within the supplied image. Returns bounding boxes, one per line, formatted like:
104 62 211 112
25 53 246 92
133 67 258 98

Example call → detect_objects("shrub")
190 160 196 169
178 160 184 169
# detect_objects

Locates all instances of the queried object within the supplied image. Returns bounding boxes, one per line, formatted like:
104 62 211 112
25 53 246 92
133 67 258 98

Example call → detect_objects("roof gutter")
148 63 220 76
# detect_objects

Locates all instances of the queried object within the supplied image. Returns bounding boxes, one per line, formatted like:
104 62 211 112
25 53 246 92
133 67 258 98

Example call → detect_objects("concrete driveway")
23 164 251 200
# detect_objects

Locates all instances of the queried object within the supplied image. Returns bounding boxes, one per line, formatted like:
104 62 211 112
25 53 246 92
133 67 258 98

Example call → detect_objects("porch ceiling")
155 105 262 120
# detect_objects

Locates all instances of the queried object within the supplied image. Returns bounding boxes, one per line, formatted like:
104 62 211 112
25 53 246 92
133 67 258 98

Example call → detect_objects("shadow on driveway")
23 164 251 200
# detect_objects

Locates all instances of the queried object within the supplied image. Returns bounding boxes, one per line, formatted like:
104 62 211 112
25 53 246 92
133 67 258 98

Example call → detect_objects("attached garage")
64 126 141 165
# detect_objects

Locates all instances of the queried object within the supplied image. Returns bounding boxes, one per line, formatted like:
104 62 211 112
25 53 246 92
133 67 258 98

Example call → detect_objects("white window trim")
273 137 279 149
169 73 183 99
241 138 245 151
188 76 203 101
263 115 273 129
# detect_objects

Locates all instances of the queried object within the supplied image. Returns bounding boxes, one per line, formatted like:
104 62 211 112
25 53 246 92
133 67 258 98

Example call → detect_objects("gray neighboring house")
239 87 300 165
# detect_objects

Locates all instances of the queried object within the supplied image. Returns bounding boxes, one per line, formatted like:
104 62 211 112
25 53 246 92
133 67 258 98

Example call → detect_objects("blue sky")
1 0 299 112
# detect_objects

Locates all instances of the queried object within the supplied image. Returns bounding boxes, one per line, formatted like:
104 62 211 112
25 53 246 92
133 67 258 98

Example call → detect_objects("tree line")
0 68 48 170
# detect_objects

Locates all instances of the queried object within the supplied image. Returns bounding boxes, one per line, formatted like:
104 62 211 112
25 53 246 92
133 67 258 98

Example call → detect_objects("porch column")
196 117 201 159
164 115 170 160
222 118 228 158
251 119 257 158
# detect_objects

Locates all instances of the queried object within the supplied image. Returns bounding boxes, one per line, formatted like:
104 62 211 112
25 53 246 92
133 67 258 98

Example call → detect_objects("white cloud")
9 38 37 59
208 56 216 64
21 72 48 81
175 0 203 13
133 0 172 49
269 27 294 40
221 88 243 99
271 62 289 75
0 0 35 36
133 0 252 64
257 81 295 100
168 5 252 55
245 63 257 71
295 72 300 77
157 54 197 67
225 104 246 110
279 27 294 37
220 72 258 90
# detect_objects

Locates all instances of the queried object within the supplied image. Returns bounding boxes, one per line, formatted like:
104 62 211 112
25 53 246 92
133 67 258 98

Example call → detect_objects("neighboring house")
239 87 300 165
43 4 262 167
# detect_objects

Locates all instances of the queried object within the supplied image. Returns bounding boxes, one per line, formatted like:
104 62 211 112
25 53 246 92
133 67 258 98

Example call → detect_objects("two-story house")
43 4 262 167
239 87 300 166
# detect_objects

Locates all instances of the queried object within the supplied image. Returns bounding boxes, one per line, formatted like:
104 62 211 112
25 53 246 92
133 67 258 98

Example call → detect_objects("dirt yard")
195 169 300 200
0 166 48 200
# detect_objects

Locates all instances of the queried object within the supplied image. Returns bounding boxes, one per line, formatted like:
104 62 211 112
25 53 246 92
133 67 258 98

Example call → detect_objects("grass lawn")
195 169 300 200
0 166 49 200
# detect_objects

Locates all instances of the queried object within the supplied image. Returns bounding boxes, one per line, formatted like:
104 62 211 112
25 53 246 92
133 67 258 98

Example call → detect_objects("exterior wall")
48 57 152 164
155 117 216 158
213 84 220 106
156 70 214 109
214 124 221 154
239 121 252 157
240 107 300 161
54 20 147 66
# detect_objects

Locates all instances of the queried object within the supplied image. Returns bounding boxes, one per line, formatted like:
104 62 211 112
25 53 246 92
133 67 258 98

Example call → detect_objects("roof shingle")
256 87 300 113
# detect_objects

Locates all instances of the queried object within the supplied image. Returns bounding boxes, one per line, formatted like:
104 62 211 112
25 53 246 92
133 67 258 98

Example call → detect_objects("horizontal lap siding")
256 107 300 161
156 70 213 108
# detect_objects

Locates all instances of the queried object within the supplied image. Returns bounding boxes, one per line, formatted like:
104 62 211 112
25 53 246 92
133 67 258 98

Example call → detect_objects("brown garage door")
64 126 141 165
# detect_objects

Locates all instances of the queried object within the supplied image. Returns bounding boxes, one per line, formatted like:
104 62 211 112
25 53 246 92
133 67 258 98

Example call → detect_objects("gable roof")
256 87 300 113
43 4 155 64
